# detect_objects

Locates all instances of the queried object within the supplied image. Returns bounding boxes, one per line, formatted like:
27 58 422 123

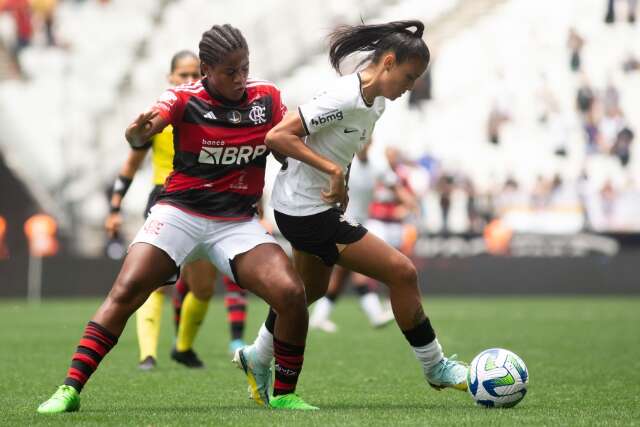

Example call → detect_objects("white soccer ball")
467 348 529 408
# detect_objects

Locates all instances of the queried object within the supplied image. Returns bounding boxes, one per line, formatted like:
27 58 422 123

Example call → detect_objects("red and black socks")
64 321 118 392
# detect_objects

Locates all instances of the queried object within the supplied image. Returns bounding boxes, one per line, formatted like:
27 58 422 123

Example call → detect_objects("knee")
109 276 147 307
273 278 307 314
390 255 418 286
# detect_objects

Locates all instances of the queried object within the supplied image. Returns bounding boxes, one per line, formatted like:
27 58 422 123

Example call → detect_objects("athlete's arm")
125 111 167 149
265 111 346 205
105 148 150 238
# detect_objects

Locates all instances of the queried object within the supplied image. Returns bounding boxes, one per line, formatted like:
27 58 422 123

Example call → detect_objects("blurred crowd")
0 0 110 77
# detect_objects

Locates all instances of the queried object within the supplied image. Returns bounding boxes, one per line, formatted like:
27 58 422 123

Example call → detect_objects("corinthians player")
236 20 468 407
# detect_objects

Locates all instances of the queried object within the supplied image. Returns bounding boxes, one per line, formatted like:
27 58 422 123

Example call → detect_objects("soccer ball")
467 348 529 408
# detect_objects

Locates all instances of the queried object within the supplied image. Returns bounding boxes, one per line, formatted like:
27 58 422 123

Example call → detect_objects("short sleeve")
298 85 354 135
271 87 288 126
151 88 183 125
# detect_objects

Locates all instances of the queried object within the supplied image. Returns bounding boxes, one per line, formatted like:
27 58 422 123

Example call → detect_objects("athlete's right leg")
172 259 215 368
37 243 177 414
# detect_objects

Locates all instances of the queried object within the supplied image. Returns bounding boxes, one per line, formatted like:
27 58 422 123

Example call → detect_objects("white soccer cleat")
371 309 395 329
309 318 337 333
232 346 272 407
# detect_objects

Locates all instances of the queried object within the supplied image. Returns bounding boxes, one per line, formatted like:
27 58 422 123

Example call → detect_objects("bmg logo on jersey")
198 144 268 165
310 109 343 126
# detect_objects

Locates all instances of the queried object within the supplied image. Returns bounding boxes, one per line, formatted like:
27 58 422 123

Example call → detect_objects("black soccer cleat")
171 347 204 368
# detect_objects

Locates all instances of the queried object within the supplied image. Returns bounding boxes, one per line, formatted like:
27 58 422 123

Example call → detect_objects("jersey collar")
202 78 248 106
357 72 374 108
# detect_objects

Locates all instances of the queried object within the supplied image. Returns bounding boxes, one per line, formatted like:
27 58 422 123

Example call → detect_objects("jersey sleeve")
297 84 355 135
151 88 184 125
271 86 288 127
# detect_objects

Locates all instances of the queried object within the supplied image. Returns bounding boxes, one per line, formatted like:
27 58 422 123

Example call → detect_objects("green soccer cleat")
232 346 272 407
269 393 319 410
37 385 80 414
426 355 469 392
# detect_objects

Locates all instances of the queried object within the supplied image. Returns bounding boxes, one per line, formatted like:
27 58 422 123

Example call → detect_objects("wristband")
112 175 133 198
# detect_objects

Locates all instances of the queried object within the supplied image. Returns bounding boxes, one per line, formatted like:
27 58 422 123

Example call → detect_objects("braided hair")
199 24 249 66
328 20 429 74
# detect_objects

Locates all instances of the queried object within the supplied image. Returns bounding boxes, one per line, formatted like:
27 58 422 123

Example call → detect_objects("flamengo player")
37 23 315 414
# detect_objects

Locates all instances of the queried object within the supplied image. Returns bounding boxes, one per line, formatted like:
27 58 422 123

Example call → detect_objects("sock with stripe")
175 292 209 352
223 276 247 341
135 289 163 360
273 337 305 396
64 321 118 392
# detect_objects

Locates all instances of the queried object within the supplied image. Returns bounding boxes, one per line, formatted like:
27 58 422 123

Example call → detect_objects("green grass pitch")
1 296 639 426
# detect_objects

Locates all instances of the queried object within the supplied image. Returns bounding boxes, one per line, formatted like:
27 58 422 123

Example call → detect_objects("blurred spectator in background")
576 76 595 117
487 104 510 145
30 0 57 46
600 180 617 227
435 173 454 235
0 0 33 59
567 27 584 72
605 0 638 23
610 127 635 167
531 175 550 209
622 53 639 72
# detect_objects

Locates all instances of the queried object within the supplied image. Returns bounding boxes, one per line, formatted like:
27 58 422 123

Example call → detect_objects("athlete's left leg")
338 232 467 391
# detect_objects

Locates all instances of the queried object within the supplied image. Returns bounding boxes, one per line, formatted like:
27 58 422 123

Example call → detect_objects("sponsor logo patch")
198 144 268 165
310 109 344 126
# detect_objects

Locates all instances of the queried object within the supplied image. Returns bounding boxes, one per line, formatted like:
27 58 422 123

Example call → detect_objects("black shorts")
144 185 164 219
274 208 368 266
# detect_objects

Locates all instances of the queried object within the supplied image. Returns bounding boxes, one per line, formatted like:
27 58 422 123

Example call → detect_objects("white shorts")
365 219 405 249
130 204 278 280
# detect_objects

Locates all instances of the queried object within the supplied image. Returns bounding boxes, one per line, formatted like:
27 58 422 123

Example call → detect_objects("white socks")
360 292 384 324
412 338 444 373
251 323 274 366
310 297 334 325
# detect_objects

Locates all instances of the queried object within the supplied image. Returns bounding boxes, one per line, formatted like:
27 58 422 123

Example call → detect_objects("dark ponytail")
328 20 429 74
199 24 248 66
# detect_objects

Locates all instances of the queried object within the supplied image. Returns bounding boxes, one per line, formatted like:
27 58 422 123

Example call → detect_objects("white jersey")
344 156 377 223
271 73 386 216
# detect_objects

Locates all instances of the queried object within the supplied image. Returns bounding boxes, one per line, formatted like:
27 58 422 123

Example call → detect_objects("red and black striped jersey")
151 78 287 220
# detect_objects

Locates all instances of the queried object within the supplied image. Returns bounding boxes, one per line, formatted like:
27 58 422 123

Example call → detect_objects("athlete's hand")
321 168 346 206
105 212 123 239
125 110 158 148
